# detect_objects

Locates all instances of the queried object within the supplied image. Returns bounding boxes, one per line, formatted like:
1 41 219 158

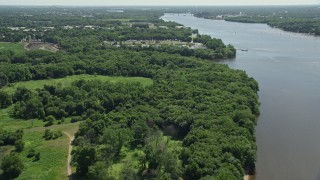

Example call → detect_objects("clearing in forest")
2 74 153 93
0 75 152 179
0 42 25 54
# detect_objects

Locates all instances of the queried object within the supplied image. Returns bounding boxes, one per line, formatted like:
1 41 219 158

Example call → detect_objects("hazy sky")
0 0 319 6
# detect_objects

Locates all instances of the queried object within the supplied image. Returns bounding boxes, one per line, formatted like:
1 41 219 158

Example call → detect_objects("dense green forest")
0 7 259 180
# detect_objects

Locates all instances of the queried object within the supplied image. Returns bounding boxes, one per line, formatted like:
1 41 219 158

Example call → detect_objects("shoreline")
193 15 319 37
244 175 256 180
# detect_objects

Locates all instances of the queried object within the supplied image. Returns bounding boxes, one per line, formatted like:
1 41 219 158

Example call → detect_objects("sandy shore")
244 175 256 180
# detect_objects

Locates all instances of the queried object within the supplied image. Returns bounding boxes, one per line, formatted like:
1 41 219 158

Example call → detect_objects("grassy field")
0 42 25 54
17 131 69 180
17 123 79 180
2 74 153 93
0 119 79 179
0 107 45 130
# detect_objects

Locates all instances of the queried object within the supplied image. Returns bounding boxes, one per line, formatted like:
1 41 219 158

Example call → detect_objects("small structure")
216 15 223 20
175 26 185 29
158 26 168 29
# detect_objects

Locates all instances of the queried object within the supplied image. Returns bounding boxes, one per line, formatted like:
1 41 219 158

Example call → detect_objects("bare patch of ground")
62 131 74 178
24 42 59 52
244 175 256 180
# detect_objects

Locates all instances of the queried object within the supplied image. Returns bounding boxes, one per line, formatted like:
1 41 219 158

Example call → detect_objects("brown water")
162 13 320 180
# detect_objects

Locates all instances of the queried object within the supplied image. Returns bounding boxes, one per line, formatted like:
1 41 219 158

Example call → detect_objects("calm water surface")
162 13 320 180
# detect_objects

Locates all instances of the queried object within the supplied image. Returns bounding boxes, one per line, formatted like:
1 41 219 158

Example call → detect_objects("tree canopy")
0 6 260 179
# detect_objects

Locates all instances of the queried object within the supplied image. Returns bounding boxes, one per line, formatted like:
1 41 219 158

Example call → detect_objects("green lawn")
0 42 25 54
0 120 80 179
2 74 153 93
0 106 45 131
17 131 69 180
20 123 80 179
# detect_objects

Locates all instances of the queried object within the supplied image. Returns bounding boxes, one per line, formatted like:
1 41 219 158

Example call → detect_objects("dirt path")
62 131 74 179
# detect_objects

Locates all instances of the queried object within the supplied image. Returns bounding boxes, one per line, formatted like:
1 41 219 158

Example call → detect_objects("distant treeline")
194 6 320 35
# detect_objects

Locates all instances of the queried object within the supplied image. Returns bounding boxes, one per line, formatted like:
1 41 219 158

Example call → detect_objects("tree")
0 129 24 145
131 120 150 147
88 161 115 180
158 150 182 179
14 96 45 119
25 97 45 119
0 91 12 109
13 87 32 102
139 130 181 179
73 145 96 175
0 73 8 88
43 129 53 140
120 161 139 180
14 139 25 152
214 164 241 180
27 148 36 158
101 127 132 159
34 152 41 161
1 153 24 179
52 130 63 139
44 115 55 127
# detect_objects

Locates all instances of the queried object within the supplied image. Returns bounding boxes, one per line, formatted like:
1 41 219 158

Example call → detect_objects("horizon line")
0 4 319 6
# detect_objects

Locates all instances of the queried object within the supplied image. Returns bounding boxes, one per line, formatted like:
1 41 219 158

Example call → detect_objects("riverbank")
193 9 320 36
244 175 255 180
193 15 319 37
161 12 320 180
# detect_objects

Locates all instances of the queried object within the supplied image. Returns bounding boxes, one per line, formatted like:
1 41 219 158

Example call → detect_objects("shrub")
1 153 24 179
27 148 36 158
14 139 25 152
71 116 82 123
43 129 53 140
44 129 63 140
44 115 55 127
52 130 63 139
34 152 41 161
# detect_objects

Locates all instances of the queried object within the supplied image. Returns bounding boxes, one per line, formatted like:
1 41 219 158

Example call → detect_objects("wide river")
162 13 320 180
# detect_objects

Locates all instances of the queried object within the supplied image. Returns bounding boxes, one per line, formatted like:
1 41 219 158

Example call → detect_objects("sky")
0 0 319 6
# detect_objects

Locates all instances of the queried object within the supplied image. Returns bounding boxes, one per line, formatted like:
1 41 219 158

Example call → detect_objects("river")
162 13 320 180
